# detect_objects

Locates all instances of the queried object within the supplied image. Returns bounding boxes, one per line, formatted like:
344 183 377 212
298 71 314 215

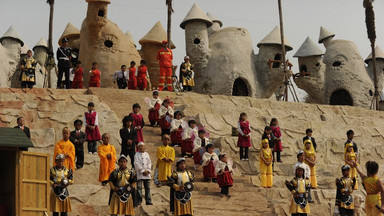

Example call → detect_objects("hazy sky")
1 0 384 99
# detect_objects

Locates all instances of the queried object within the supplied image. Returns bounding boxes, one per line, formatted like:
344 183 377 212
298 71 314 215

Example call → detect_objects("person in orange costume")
98 133 116 186
53 127 76 171
157 40 173 91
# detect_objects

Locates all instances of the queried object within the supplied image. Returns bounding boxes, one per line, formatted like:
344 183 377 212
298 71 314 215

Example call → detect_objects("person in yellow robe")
171 158 194 216
156 134 175 184
98 133 117 186
285 164 311 215
345 143 358 189
50 154 73 216
53 127 76 171
354 160 384 216
303 139 317 189
260 139 273 188
109 155 136 216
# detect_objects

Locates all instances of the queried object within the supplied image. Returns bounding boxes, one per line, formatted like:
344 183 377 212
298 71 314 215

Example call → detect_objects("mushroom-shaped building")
293 27 378 108
180 3 292 98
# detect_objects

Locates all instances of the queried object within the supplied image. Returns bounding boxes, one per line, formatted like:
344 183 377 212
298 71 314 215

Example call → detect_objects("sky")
1 0 384 100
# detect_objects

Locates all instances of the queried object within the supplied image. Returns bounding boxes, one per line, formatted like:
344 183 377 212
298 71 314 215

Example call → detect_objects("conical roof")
257 26 293 51
21 44 29 55
58 22 80 46
180 3 213 29
139 21 175 48
206 12 222 27
293 37 324 57
365 46 384 63
33 37 49 51
125 31 137 47
0 25 24 46
318 26 335 43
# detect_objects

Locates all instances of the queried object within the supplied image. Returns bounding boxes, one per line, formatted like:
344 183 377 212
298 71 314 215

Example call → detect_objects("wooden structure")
0 128 50 216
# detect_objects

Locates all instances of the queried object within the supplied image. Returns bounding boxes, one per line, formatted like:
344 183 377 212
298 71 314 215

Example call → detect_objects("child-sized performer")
170 111 184 147
237 112 251 161
159 99 174 135
345 130 358 155
137 60 149 90
156 134 175 184
50 154 73 216
128 61 137 90
192 129 209 170
84 102 101 155
354 160 384 216
215 153 233 197
260 139 273 188
335 165 356 216
304 139 317 189
303 129 317 151
148 90 162 127
345 144 358 190
134 142 152 205
285 164 311 216
270 118 283 162
69 119 87 169
120 116 137 168
202 143 218 182
108 155 136 216
71 60 84 89
89 62 101 87
98 133 116 186
171 158 194 216
129 103 144 143
181 120 197 157
53 127 76 171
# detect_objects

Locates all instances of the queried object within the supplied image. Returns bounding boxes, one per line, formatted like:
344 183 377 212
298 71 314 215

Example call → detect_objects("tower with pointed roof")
0 25 24 65
255 25 293 97
293 37 325 103
139 21 175 89
206 12 223 36
79 0 141 88
365 46 384 93
33 38 49 66
318 26 335 48
180 3 213 83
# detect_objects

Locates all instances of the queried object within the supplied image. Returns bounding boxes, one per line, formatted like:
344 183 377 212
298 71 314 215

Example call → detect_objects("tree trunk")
167 0 172 49
47 0 55 88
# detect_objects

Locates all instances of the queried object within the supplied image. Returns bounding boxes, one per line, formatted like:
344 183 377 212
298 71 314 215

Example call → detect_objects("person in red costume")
157 40 173 91
128 61 137 90
88 62 101 87
137 60 149 90
71 60 84 89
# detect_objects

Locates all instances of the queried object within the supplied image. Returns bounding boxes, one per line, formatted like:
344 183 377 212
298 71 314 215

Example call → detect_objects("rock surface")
1 88 384 215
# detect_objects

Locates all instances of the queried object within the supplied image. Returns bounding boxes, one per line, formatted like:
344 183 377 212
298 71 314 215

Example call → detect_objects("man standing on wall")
56 38 72 89
157 40 173 91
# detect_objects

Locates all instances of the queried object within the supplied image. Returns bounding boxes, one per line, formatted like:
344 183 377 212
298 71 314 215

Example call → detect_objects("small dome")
257 26 293 51
180 3 213 29
58 23 80 46
0 25 24 46
318 26 335 43
139 21 175 48
365 46 384 64
33 37 49 52
206 12 223 27
293 37 324 57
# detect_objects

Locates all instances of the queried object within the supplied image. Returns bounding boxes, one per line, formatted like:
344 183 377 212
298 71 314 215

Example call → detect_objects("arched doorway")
330 90 353 106
232 78 249 96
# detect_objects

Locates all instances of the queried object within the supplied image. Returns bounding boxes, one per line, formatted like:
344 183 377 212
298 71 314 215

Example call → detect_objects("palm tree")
166 0 174 49
364 0 379 110
46 0 55 88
